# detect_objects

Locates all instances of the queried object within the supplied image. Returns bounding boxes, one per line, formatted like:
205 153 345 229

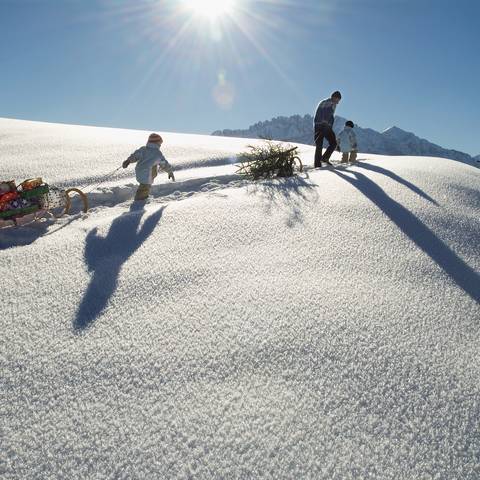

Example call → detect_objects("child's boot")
134 184 151 201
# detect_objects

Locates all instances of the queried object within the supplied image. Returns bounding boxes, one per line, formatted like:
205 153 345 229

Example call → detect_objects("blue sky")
1 0 479 155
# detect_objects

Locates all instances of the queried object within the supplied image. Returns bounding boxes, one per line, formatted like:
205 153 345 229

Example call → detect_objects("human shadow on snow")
333 169 479 303
74 202 165 331
355 161 439 205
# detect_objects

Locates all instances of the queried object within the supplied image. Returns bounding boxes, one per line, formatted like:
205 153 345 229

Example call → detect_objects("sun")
181 0 236 21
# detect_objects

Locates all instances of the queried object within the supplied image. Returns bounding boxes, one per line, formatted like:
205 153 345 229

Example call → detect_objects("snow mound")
1 118 479 479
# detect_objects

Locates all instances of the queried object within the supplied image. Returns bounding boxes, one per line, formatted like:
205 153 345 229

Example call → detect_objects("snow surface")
1 118 480 479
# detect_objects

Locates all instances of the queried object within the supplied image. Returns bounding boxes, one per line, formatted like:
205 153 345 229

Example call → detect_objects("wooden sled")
0 179 89 229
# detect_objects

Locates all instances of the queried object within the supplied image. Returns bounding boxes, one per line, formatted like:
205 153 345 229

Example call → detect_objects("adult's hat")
148 133 163 143
345 120 354 128
331 91 342 99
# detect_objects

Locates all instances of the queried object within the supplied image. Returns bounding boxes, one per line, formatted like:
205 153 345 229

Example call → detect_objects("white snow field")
1 117 479 479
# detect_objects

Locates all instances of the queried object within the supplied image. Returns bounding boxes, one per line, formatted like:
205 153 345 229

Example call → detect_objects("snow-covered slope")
212 114 476 165
1 118 480 479
475 154 480 163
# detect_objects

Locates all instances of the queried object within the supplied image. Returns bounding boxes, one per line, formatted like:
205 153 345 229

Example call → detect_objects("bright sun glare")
182 0 236 21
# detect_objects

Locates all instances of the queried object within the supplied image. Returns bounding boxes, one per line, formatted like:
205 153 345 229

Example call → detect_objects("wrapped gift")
0 191 19 210
20 178 43 191
8 197 30 210
20 184 49 200
0 204 39 219
0 181 16 194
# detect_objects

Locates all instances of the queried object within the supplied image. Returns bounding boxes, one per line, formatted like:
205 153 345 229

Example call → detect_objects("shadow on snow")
333 168 479 303
74 202 165 331
355 161 439 205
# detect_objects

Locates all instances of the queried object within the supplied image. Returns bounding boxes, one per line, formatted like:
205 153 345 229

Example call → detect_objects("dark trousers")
314 124 336 167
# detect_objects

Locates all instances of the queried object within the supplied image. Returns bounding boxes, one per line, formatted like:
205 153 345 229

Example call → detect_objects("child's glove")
122 160 130 168
168 172 175 181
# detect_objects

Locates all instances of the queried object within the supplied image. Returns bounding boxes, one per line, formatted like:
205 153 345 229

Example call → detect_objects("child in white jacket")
122 133 175 201
337 120 358 163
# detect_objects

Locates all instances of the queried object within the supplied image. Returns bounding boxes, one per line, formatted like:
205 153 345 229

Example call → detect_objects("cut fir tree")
236 141 303 180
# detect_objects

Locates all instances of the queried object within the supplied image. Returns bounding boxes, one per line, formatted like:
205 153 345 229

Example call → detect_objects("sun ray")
98 0 321 115
124 16 197 105
226 11 306 102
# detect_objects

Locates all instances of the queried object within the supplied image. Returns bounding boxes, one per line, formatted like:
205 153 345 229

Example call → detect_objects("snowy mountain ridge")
212 114 476 165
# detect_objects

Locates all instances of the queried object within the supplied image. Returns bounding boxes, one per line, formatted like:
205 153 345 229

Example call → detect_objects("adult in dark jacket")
313 91 342 167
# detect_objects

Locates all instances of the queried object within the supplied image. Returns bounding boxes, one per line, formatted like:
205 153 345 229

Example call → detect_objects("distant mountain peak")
382 126 405 134
381 126 418 141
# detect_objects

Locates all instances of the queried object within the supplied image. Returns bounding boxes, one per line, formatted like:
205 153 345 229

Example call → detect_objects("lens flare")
213 69 235 109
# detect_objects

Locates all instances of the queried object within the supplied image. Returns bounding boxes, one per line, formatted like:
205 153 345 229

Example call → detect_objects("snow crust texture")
1 118 479 479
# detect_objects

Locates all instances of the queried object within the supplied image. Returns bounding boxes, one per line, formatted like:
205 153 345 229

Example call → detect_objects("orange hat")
148 133 163 144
